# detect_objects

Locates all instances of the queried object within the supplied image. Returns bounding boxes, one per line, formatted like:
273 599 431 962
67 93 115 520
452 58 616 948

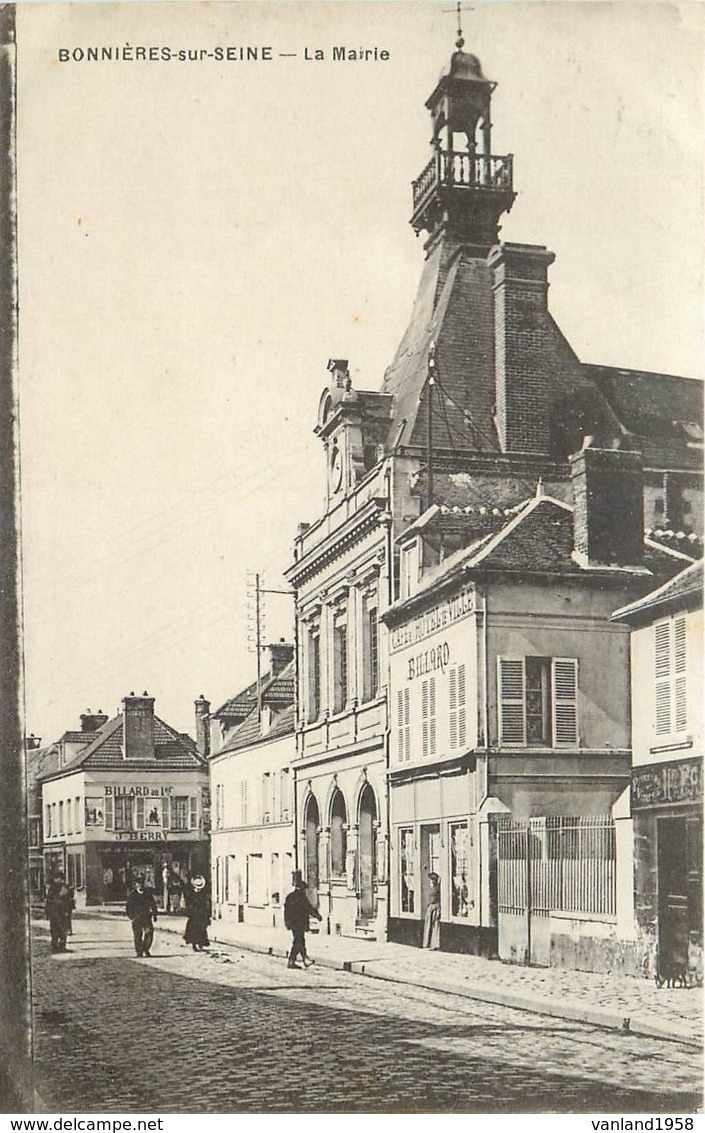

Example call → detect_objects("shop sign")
114 830 168 842
390 586 475 654
105 785 173 796
632 757 703 809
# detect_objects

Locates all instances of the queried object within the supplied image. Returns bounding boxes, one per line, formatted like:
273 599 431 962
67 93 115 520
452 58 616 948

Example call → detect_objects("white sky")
16 1 704 744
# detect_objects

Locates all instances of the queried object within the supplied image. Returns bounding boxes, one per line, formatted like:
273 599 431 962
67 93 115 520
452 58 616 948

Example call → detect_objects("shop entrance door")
420 825 441 913
657 816 689 981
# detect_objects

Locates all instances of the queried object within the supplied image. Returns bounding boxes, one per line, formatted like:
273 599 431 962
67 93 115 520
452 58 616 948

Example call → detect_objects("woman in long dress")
183 875 210 951
422 872 441 950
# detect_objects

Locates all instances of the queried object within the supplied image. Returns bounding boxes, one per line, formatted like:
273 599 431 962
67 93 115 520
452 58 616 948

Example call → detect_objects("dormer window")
401 540 421 599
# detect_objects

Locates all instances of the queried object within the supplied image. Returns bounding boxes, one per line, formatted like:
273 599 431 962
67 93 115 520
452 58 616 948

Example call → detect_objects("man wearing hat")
126 874 158 957
284 870 322 969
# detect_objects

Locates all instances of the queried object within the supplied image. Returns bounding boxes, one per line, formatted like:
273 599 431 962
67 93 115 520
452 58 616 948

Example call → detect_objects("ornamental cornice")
285 498 388 588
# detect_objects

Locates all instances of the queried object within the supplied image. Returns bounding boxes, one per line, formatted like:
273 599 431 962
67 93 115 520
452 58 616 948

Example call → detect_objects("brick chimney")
194 695 210 757
122 692 155 760
490 242 584 455
569 446 644 567
80 710 108 733
268 640 294 677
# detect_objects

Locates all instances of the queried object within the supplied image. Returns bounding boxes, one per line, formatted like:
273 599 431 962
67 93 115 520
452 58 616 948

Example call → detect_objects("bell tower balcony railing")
412 150 514 212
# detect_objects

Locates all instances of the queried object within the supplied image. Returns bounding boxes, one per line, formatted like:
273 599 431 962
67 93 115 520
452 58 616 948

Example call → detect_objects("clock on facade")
330 445 344 492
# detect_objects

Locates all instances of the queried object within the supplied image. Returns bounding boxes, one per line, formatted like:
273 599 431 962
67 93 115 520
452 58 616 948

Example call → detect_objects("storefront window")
400 827 416 914
450 823 470 918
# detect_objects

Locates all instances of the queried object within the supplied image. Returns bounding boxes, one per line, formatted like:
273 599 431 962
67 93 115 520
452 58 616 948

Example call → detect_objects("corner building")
286 37 702 944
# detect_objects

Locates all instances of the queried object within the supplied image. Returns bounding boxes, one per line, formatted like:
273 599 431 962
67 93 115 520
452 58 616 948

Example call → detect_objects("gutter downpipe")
477 580 490 928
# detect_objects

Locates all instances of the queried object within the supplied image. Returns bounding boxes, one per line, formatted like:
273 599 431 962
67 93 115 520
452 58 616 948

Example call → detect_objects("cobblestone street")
31 915 702 1114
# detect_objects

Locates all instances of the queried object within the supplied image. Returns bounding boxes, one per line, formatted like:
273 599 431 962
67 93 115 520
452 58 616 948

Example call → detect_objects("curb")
79 910 702 1050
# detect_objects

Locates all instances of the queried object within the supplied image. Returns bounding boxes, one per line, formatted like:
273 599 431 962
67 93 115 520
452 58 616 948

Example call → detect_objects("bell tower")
410 27 516 254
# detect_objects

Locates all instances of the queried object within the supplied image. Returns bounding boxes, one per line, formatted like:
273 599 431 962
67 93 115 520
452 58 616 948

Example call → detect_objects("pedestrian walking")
422 871 441 950
126 875 158 957
284 870 322 969
45 873 74 953
183 875 210 951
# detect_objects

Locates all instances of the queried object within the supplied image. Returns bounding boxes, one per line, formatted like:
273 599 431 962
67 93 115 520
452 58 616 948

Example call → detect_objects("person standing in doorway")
284 870 322 969
45 873 74 953
422 871 441 950
183 875 211 951
126 875 158 957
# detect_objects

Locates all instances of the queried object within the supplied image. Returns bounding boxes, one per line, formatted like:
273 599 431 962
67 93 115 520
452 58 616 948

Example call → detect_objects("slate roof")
586 365 704 471
612 559 703 624
39 713 205 782
378 238 702 472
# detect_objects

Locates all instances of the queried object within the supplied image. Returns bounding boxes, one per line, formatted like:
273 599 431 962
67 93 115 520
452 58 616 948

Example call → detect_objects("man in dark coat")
45 873 74 953
284 870 322 969
126 875 158 957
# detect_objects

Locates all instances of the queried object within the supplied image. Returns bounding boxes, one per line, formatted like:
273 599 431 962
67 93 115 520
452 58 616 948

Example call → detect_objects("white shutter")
674 617 687 732
190 796 198 829
403 688 410 761
422 680 429 757
654 621 672 735
104 794 114 831
458 664 467 749
498 658 526 746
397 690 406 762
136 796 145 830
449 669 458 749
429 677 437 756
161 796 170 830
552 658 578 746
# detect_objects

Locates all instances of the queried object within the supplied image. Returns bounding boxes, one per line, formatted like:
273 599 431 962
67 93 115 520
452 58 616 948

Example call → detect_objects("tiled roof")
385 493 695 621
212 660 295 718
39 714 205 781
212 703 296 757
58 731 95 745
612 559 703 623
413 469 572 511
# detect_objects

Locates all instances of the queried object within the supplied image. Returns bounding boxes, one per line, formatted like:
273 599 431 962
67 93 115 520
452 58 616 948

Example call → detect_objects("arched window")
330 789 347 877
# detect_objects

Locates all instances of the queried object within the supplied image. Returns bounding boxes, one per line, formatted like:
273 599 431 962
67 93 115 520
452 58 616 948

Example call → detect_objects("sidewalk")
83 907 702 1048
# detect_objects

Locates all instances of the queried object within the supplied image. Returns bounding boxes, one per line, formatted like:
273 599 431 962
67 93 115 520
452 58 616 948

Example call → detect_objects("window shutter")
449 669 458 749
422 680 429 757
397 690 406 762
429 677 437 756
674 617 687 732
403 688 410 761
190 796 198 829
458 663 467 748
552 658 578 746
104 794 114 831
161 796 169 829
136 796 145 830
654 622 672 735
498 658 526 745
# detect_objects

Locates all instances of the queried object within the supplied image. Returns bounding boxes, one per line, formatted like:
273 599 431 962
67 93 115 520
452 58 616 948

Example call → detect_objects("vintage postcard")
3 0 703 1119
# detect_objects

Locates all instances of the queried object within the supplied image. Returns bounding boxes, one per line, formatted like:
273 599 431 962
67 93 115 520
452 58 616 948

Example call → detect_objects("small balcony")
412 150 514 212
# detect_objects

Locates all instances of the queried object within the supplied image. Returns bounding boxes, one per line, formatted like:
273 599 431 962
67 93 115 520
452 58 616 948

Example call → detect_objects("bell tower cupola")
410 24 516 254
